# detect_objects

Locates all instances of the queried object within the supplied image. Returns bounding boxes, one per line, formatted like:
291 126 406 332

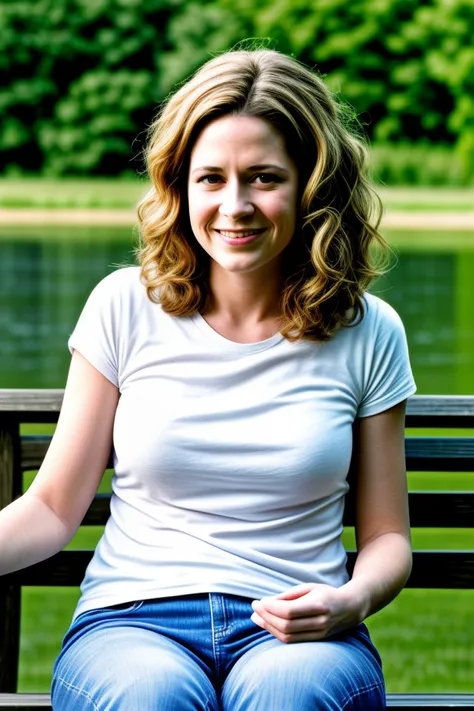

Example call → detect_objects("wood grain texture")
0 391 63 413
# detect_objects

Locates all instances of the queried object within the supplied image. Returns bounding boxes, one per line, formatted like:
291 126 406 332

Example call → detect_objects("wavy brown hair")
137 48 389 342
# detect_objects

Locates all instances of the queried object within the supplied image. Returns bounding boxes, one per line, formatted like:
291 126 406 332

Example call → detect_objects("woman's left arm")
342 399 412 620
251 401 412 642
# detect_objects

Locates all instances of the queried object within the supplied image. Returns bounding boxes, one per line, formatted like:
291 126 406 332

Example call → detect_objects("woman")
0 48 416 709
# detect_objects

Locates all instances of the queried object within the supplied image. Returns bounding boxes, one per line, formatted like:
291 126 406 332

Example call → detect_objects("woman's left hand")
250 582 365 644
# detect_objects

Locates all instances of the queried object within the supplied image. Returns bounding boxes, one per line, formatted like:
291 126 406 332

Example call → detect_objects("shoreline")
1 208 474 229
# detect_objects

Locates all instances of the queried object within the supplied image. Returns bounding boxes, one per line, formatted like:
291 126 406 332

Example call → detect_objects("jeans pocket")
73 599 145 626
100 599 145 615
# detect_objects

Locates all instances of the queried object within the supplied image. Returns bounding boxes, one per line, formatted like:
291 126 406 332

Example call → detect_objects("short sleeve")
68 271 123 387
357 297 416 418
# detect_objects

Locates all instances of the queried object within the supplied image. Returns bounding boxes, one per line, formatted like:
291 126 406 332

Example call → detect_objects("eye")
198 174 223 185
252 173 282 185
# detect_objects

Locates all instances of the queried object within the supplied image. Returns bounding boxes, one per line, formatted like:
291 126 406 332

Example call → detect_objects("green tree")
0 0 178 174
384 0 474 179
157 2 249 97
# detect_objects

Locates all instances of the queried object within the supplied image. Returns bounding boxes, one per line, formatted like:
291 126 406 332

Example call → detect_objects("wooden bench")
0 390 473 710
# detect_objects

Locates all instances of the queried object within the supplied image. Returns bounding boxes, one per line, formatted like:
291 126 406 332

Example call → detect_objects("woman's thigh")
51 613 218 711
221 624 385 711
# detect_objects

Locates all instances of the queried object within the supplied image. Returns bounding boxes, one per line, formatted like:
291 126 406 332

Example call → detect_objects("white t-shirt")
69 266 416 620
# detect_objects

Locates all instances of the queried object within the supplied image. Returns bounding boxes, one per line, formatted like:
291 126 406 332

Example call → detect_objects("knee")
223 639 385 711
52 634 215 711
54 662 214 710
224 642 322 709
53 656 194 710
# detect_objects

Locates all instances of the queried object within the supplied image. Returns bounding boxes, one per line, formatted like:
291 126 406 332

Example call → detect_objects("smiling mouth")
215 228 266 238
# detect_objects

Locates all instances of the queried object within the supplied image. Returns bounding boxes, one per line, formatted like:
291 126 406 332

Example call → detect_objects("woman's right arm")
0 351 119 576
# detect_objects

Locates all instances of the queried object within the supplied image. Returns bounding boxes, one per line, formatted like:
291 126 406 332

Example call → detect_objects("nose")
218 181 255 220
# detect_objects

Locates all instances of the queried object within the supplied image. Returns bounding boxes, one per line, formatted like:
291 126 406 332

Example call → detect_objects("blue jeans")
51 593 385 710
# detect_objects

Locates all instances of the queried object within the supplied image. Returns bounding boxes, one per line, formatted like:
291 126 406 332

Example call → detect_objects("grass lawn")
0 177 148 209
0 177 473 211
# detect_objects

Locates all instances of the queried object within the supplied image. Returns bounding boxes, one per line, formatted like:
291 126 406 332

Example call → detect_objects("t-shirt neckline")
191 312 285 354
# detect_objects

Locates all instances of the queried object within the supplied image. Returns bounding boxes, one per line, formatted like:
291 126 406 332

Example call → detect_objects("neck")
204 262 282 328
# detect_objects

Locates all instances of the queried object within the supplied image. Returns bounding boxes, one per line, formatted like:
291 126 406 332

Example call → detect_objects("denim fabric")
51 593 385 710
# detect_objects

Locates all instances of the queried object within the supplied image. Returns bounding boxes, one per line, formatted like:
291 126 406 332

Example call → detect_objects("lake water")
1 226 473 395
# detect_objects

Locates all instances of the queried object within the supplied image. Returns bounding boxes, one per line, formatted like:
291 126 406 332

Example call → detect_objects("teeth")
219 230 262 238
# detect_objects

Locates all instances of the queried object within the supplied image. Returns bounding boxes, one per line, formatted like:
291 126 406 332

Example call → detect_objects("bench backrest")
0 391 473 693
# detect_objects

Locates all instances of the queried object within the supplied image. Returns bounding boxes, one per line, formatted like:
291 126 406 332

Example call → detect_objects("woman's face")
187 115 298 278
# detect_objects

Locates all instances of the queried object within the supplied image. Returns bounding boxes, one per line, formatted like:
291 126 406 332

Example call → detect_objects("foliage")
1 0 473 180
382 0 474 182
165 0 474 182
0 0 179 175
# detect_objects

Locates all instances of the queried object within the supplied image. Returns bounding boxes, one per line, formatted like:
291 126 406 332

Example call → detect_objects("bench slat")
21 436 115 471
404 551 474 588
405 492 474 527
0 391 62 425
348 551 474 589
0 694 51 709
1 692 474 710
4 392 474 425
343 491 474 528
387 693 474 708
81 491 474 528
21 434 474 476
4 550 473 589
406 438 474 471
406 395 474 428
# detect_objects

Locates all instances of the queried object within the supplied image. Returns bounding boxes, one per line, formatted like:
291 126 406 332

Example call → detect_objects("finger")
253 609 328 636
274 583 315 600
250 611 266 629
253 596 329 620
254 614 328 644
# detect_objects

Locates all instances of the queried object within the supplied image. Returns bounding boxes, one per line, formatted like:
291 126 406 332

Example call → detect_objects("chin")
214 258 264 274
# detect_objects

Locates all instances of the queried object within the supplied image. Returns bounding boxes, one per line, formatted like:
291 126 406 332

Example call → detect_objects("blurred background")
0 0 473 697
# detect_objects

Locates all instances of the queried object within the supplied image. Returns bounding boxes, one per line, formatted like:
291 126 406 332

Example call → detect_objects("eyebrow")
191 164 289 176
